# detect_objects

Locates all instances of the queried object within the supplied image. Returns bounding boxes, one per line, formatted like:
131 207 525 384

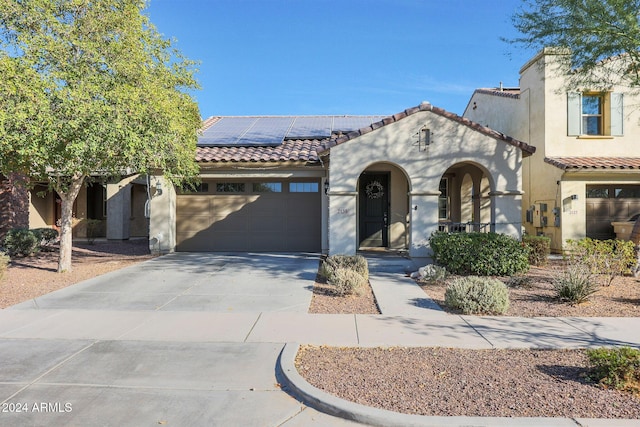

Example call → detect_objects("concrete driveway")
0 253 362 427
10 252 318 312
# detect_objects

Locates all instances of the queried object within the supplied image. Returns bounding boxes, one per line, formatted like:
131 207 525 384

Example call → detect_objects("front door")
359 172 389 248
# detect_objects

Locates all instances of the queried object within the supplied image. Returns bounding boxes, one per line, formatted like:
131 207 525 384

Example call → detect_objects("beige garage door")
176 180 321 252
586 184 640 240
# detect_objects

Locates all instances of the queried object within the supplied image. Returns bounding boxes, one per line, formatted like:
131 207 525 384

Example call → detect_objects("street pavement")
0 252 638 426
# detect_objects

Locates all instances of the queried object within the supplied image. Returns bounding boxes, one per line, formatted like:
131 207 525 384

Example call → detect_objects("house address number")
337 208 350 214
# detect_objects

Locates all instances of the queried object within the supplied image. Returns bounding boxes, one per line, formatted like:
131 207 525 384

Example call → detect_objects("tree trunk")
56 175 85 273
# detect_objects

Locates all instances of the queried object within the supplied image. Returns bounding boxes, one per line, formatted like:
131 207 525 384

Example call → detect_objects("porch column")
106 181 131 240
148 175 176 254
327 191 358 255
489 190 523 239
409 191 440 261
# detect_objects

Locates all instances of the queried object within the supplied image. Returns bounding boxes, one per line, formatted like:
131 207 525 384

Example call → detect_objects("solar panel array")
198 115 388 146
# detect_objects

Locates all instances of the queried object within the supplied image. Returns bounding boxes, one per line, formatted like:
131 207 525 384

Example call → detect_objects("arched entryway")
439 162 493 232
357 163 410 250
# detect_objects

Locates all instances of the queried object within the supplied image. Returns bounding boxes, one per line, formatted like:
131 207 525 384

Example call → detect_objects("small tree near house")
0 0 201 272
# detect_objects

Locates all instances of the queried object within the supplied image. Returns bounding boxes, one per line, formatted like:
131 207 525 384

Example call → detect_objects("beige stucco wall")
327 109 524 259
464 50 640 251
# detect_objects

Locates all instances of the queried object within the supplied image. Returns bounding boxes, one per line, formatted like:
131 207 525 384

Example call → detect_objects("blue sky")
146 0 535 119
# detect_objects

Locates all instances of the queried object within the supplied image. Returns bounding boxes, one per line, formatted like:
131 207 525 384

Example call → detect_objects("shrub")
321 255 369 281
444 276 509 315
85 219 104 244
522 234 550 266
553 263 599 304
0 251 9 281
587 347 640 393
429 232 529 276
565 238 637 286
505 274 533 289
330 267 367 297
31 228 59 251
3 228 39 257
418 264 448 284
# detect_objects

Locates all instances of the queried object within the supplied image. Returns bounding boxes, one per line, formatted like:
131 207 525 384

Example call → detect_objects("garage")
586 184 640 240
176 179 321 252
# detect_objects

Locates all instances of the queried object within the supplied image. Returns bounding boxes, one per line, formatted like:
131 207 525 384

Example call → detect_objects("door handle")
383 212 388 226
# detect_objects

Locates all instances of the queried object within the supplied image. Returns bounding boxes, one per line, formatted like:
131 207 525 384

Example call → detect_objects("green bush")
565 238 637 286
321 255 369 282
587 347 640 393
429 232 529 276
330 267 367 296
3 228 39 257
444 276 509 315
0 251 9 281
31 228 58 251
553 263 599 304
522 235 550 266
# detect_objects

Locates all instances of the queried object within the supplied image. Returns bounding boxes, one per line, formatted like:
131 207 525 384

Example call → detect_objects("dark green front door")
359 172 389 247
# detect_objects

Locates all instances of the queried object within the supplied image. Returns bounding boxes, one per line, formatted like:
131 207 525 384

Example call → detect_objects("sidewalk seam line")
460 316 496 348
243 312 262 342
354 314 360 344
1 340 100 405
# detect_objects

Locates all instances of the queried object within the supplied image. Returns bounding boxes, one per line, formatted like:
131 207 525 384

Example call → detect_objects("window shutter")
567 92 581 136
610 92 623 136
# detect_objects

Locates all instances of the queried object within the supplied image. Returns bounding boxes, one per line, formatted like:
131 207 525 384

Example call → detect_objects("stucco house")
464 49 640 252
147 102 534 261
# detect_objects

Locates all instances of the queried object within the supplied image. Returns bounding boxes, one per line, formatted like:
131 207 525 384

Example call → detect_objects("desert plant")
565 238 636 286
3 228 39 257
417 264 448 284
0 251 9 281
31 228 59 251
330 267 367 297
444 276 509 315
85 219 104 244
505 274 533 289
587 347 640 393
552 263 599 304
321 255 369 281
522 234 550 266
429 231 529 276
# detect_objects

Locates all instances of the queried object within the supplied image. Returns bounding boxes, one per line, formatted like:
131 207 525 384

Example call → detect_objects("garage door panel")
177 179 321 252
212 196 252 216
210 214 248 232
176 214 211 233
177 196 211 213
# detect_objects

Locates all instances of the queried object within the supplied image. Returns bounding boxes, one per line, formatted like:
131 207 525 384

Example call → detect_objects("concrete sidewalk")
0 252 638 426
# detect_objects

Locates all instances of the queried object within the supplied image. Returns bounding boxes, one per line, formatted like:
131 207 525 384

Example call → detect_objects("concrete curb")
278 343 638 427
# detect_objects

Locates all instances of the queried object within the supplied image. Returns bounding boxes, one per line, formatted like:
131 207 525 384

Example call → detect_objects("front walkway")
0 253 638 426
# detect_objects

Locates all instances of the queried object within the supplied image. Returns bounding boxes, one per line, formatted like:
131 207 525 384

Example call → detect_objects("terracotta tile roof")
201 116 221 131
473 88 521 99
318 102 536 156
196 138 324 163
545 157 640 170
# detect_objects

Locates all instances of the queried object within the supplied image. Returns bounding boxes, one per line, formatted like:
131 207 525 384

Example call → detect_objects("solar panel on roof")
198 115 389 147
236 117 294 146
287 117 333 138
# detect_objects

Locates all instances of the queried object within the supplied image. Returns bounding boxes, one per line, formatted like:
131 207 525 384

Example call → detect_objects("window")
253 182 282 193
289 182 319 193
438 178 449 220
180 183 209 193
567 92 623 136
582 94 603 135
216 183 245 193
587 185 640 199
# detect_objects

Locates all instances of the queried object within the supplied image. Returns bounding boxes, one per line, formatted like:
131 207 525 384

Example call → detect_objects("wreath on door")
365 180 384 199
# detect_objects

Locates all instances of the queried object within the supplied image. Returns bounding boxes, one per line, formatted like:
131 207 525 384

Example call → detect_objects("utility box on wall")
532 203 548 228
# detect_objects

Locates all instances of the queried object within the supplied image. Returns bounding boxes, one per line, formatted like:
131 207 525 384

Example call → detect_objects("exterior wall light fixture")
324 180 330 195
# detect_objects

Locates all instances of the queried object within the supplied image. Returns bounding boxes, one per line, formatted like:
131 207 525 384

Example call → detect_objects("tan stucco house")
147 103 534 261
464 49 640 252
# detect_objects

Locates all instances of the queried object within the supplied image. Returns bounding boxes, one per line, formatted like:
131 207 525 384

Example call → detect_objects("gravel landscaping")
296 346 640 418
0 239 153 308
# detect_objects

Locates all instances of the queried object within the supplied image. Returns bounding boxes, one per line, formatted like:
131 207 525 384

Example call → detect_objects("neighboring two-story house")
464 48 640 252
